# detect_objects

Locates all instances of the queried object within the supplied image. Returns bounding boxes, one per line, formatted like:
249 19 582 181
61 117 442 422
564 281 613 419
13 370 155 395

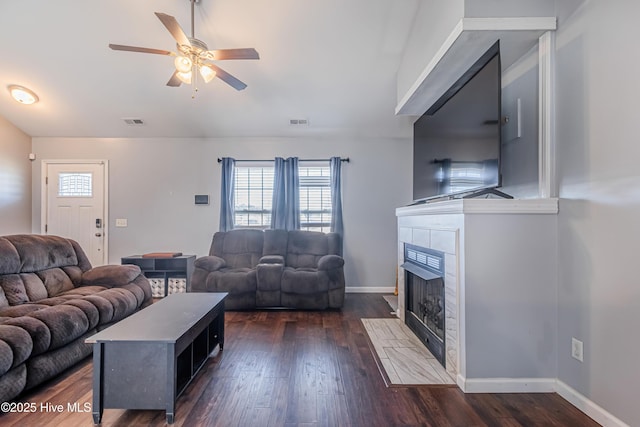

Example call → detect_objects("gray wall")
0 115 32 234
500 49 540 198
555 2 640 425
31 136 412 290
464 213 557 379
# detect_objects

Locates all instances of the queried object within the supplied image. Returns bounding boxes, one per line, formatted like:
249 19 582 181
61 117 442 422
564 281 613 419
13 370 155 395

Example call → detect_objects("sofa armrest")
259 255 284 265
194 255 227 272
82 264 143 288
318 254 344 271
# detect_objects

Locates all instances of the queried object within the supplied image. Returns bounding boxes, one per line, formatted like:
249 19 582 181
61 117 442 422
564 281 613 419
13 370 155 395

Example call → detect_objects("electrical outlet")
571 337 584 362
115 218 128 227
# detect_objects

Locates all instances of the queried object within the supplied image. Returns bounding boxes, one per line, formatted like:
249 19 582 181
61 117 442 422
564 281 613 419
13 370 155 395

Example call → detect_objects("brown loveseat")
191 229 345 310
0 234 152 403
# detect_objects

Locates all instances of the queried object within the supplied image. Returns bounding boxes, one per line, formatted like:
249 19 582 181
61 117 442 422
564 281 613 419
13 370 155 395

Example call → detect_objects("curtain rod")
217 157 349 163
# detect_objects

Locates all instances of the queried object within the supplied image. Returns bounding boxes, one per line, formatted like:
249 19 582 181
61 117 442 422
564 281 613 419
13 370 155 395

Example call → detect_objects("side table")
122 255 195 297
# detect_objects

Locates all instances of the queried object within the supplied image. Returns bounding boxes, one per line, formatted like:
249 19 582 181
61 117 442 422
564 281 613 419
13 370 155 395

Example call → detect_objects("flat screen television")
412 42 505 203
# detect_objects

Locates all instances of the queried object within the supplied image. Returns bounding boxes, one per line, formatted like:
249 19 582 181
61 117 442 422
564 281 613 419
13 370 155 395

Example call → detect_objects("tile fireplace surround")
396 198 558 391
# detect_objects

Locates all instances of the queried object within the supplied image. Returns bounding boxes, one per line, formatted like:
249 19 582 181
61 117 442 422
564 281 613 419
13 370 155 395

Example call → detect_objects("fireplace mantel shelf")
396 197 558 217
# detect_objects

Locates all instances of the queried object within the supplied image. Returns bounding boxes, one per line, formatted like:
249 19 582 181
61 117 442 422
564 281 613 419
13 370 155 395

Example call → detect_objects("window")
299 166 331 232
233 166 273 228
58 173 92 197
232 164 332 231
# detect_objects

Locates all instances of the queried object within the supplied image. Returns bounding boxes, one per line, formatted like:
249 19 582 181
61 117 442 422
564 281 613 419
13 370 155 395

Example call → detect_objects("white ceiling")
0 0 417 139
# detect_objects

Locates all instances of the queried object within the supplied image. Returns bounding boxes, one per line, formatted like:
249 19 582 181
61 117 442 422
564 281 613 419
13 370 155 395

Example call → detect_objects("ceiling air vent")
289 119 309 126
122 118 145 126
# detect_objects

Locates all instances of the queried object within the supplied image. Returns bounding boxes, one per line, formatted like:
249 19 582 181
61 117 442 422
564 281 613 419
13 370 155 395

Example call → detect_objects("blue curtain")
219 157 235 231
271 157 300 230
270 157 286 229
330 156 344 237
284 157 300 230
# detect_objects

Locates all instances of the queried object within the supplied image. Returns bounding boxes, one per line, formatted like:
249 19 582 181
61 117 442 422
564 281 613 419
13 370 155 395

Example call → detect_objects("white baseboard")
345 286 395 293
555 380 630 427
458 376 556 393
455 376 629 426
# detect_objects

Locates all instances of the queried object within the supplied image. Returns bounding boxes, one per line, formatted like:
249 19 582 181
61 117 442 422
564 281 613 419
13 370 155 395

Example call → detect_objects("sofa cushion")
119 283 146 307
317 255 345 271
0 275 29 305
262 229 288 257
63 299 100 330
0 304 48 319
285 230 331 268
61 266 84 286
207 268 257 293
27 305 89 351
194 255 226 271
25 331 93 390
0 325 33 371
3 317 51 356
20 273 48 302
282 267 329 294
4 235 79 273
0 339 12 376
211 229 264 269
0 288 7 309
37 268 75 297
81 295 115 325
36 296 78 306
82 264 142 287
0 238 21 275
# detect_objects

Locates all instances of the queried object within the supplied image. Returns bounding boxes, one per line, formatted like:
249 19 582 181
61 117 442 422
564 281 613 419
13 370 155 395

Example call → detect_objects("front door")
43 161 107 266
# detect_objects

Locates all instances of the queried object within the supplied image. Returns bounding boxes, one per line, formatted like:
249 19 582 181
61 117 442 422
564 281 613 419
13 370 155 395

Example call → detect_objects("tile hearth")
362 318 455 386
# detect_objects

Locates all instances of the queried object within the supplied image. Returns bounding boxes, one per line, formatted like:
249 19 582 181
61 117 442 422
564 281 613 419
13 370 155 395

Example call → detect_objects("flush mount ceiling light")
108 0 259 97
8 85 39 105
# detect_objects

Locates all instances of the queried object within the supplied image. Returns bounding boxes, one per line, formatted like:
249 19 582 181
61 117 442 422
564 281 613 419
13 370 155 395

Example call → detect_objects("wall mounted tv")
412 42 508 203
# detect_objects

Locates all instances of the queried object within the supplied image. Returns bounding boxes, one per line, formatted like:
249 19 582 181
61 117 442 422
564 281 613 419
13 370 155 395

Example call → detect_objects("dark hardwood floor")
1 294 599 426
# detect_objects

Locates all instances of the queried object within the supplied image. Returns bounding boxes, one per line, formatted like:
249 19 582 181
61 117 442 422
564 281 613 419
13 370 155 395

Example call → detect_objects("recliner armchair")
190 229 345 309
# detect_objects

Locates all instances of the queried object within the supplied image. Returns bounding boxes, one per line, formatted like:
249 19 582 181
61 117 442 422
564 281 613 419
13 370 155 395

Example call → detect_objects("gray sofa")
191 229 345 310
0 234 152 403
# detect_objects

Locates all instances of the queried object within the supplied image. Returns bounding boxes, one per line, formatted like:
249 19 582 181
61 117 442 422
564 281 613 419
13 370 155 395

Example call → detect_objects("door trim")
41 159 109 263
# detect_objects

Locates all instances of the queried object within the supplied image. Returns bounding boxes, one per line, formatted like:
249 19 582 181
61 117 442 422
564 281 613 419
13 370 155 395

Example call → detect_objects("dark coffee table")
85 292 227 424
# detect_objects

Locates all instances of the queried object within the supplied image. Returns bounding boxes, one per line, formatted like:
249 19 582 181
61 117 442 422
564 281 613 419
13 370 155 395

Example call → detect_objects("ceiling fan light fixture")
199 64 216 83
176 70 192 85
174 56 193 73
8 85 39 105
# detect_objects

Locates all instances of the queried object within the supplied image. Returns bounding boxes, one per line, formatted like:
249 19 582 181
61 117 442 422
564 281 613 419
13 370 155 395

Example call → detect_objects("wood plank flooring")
0 294 599 427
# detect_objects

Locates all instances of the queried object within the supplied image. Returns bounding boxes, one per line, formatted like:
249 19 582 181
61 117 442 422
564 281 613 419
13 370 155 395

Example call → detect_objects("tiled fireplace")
397 198 558 390
397 214 460 380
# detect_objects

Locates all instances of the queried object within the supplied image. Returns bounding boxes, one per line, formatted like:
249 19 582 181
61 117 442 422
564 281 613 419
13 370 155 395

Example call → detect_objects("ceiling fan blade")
167 71 182 87
208 48 260 60
109 44 173 56
155 12 191 47
207 64 248 90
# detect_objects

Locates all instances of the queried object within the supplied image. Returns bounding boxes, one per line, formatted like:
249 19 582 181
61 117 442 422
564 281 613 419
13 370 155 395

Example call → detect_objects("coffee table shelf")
86 292 226 424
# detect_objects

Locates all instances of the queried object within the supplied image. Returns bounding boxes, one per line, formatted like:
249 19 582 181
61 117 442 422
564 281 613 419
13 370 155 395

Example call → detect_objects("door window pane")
58 173 92 197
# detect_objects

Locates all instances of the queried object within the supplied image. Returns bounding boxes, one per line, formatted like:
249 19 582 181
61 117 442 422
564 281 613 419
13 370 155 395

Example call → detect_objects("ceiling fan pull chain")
192 63 199 99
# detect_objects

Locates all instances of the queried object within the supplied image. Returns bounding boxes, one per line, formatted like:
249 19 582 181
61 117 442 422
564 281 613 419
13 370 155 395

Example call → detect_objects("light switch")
115 218 128 227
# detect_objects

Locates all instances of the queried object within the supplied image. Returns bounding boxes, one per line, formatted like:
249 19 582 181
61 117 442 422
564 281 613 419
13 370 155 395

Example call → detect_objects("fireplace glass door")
403 244 446 366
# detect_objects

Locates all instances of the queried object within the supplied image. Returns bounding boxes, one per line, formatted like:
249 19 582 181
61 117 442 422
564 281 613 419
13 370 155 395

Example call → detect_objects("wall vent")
122 118 145 126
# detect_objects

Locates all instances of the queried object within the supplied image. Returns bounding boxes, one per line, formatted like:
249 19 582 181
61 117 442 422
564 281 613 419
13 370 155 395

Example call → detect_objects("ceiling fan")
109 0 259 92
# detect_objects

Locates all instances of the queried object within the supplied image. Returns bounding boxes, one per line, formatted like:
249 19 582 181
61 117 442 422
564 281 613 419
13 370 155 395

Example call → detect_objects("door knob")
95 233 102 237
